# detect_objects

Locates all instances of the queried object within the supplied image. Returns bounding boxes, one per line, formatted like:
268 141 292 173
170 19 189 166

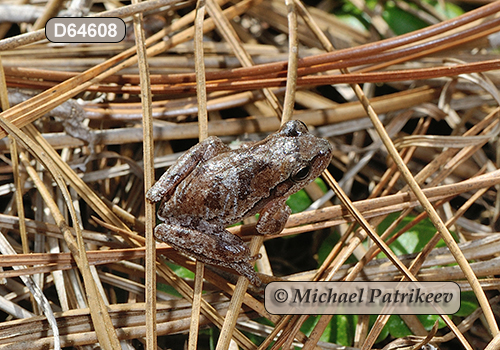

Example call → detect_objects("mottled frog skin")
146 120 332 286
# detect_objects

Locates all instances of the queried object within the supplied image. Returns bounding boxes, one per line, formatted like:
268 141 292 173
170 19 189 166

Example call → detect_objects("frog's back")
163 146 280 226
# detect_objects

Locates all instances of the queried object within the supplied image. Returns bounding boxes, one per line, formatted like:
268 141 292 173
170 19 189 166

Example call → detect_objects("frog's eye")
280 120 309 137
292 166 311 182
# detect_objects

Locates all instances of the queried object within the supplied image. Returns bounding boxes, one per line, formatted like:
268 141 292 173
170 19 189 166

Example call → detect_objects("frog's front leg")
154 223 261 286
256 197 291 235
146 136 230 203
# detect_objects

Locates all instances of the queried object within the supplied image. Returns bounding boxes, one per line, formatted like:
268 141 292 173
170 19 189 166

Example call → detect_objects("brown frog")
146 120 332 286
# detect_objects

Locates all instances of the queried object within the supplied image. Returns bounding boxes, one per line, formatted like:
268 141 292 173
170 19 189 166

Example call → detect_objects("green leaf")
156 283 182 298
317 231 340 266
300 315 319 336
320 317 333 343
314 178 328 193
417 314 446 330
156 262 195 298
287 189 313 213
331 315 356 346
165 260 195 279
387 315 412 338
369 314 391 343
376 213 448 257
336 14 370 32
454 291 479 317
369 314 447 344
427 0 464 18
383 1 429 35
286 178 328 214
300 315 355 346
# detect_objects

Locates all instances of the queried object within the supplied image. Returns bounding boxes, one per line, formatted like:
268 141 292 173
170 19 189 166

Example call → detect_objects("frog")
146 120 332 286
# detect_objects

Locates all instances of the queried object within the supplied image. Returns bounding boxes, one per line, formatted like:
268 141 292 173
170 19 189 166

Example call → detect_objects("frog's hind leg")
154 223 261 286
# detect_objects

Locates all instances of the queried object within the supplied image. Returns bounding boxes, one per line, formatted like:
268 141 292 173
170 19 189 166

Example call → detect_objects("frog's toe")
146 187 164 203
153 223 171 243
250 253 262 262
232 262 261 286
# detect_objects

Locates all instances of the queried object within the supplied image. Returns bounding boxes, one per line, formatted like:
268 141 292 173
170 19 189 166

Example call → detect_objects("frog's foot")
154 223 262 286
202 256 261 286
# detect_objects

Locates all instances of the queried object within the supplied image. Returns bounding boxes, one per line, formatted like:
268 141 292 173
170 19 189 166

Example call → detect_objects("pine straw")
0 0 500 349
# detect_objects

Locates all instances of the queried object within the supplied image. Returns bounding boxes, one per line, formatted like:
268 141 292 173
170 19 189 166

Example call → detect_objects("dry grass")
0 0 500 349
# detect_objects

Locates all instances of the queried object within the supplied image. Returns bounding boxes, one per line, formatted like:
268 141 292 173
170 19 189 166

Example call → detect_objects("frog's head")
273 120 333 197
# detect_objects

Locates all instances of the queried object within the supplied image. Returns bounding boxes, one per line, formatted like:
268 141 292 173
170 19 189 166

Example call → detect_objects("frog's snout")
318 141 333 158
